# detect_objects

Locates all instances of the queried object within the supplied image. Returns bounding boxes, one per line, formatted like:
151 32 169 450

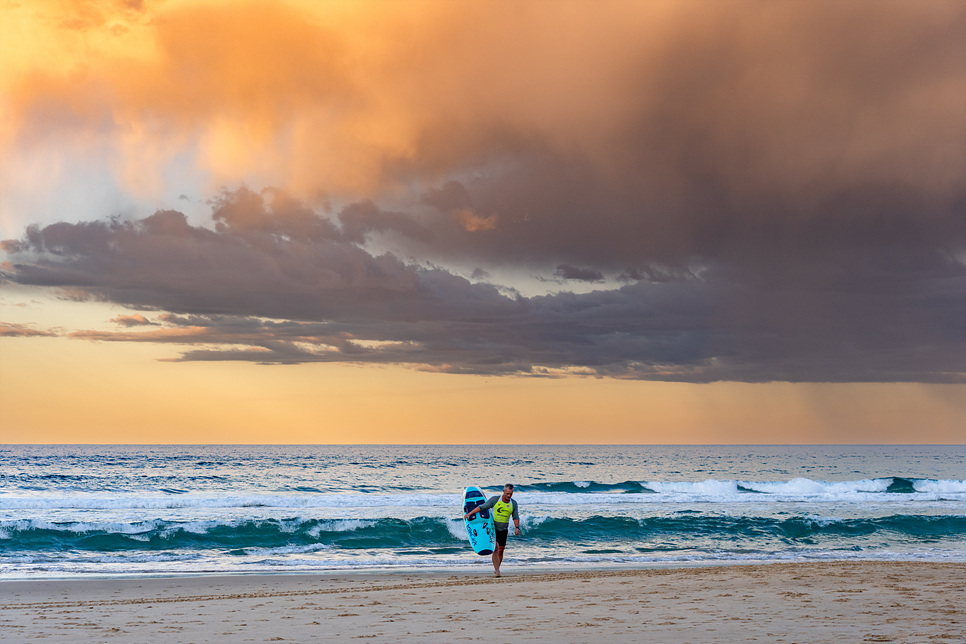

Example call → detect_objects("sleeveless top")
493 498 516 525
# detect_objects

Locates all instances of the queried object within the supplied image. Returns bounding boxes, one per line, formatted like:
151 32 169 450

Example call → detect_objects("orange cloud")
0 322 59 337
4 0 963 208
457 210 498 233
110 313 156 326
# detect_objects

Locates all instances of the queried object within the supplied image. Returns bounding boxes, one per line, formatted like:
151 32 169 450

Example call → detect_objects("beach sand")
2 561 963 642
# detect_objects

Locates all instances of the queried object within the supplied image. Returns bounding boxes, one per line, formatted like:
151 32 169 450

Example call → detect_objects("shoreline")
4 552 966 582
4 554 966 583
3 561 964 642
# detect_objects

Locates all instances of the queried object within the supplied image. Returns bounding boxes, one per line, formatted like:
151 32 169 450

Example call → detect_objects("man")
464 483 519 577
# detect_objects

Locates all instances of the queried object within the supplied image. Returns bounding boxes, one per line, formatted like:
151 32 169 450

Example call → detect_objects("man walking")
464 484 519 577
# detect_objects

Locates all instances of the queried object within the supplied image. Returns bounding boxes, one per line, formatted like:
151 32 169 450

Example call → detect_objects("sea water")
1 445 964 579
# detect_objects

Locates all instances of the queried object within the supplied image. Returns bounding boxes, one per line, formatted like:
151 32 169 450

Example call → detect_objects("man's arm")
465 496 498 519
512 500 520 534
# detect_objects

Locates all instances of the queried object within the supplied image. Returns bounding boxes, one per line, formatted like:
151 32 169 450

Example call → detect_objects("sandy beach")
1 561 963 642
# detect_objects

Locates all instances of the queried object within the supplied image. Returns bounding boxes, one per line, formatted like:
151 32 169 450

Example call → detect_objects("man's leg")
492 544 504 575
493 529 508 576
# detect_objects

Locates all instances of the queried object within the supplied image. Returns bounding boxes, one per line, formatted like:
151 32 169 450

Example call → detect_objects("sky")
1 0 964 444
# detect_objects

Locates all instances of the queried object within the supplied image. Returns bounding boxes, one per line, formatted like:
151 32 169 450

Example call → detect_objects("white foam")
0 518 166 536
246 543 333 556
309 519 373 535
445 518 468 541
521 514 551 530
645 480 740 496
742 478 890 496
799 515 847 527
3 478 964 525
914 479 966 494
162 519 225 536
0 493 460 511
629 477 908 502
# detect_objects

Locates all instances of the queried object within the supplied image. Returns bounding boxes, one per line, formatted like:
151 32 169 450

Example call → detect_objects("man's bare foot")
494 571 501 577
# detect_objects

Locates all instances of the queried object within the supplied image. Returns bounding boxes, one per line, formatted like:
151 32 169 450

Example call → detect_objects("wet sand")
2 561 964 642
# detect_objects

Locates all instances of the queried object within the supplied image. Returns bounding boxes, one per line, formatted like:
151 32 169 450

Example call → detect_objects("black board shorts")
495 527 509 547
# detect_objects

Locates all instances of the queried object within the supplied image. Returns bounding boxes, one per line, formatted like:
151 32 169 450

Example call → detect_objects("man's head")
502 484 514 500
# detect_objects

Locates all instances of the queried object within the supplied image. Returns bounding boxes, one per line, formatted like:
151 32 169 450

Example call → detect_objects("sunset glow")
1 0 964 443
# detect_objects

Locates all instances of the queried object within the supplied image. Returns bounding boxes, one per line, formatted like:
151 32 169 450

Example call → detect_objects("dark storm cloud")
1 198 518 324
338 201 433 244
3 195 963 382
211 188 341 242
421 181 473 214
383 2 966 276
554 265 605 283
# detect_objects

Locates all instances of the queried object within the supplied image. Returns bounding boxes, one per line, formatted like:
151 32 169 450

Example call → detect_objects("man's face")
502 487 513 500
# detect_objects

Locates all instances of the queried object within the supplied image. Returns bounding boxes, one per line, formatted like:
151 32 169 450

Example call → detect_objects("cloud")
2 196 515 324
456 210 498 233
3 192 963 382
0 322 59 338
555 265 605 283
8 2 963 236
110 313 156 327
2 1 964 383
338 200 433 244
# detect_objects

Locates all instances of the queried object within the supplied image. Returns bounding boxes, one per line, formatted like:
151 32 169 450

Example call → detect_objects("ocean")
1 444 964 579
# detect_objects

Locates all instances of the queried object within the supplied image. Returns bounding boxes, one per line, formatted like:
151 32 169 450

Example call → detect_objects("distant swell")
516 477 965 498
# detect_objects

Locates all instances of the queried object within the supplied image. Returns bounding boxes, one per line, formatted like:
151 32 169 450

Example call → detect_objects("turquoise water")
1 445 964 578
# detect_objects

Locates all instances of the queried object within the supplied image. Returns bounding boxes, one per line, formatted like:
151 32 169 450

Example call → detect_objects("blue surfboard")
462 486 495 556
